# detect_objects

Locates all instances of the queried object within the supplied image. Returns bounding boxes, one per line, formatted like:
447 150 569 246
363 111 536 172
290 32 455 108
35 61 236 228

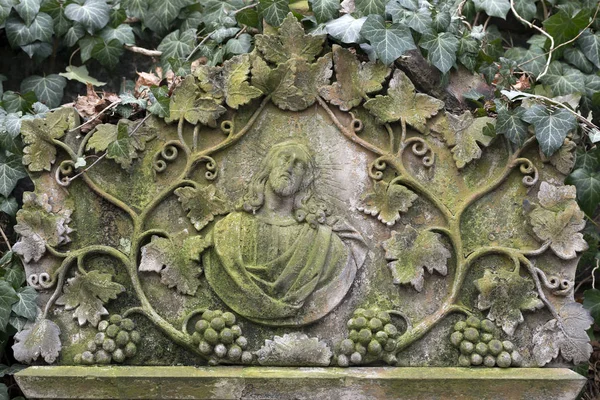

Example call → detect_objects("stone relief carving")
12 14 592 369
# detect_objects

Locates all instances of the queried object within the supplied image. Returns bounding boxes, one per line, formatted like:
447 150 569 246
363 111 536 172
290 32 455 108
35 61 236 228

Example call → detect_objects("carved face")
267 147 309 197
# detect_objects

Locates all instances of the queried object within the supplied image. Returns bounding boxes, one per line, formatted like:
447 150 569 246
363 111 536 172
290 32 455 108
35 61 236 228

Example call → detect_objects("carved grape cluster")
191 309 252 365
334 307 401 367
451 316 522 368
74 314 140 365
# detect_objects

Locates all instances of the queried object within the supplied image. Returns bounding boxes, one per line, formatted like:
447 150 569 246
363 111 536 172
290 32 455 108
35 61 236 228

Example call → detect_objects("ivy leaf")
532 302 593 366
139 232 209 296
221 53 263 109
504 46 546 78
387 0 434 35
255 13 325 64
419 32 459 74
99 24 135 46
91 38 123 69
2 252 26 290
21 107 79 172
20 75 67 108
522 104 577 156
148 86 170 118
566 168 600 217
167 75 226 127
11 286 37 321
63 23 85 47
319 45 390 111
122 0 147 19
444 112 496 169
325 14 366 44
201 0 241 31
225 33 252 55
0 153 27 198
309 0 339 23
574 148 600 171
543 9 591 50
157 29 196 63
56 270 125 327
360 15 416 65
59 65 106 86
528 181 588 260
494 101 528 146
86 123 117 152
539 61 585 96
512 0 536 22
0 281 18 331
563 47 594 74
174 185 231 231
364 69 443 133
577 30 600 69
5 12 54 47
64 0 110 34
357 180 418 226
12 319 61 364
13 192 73 263
14 0 40 26
258 0 289 26
583 289 600 323
475 269 543 336
382 225 450 292
472 0 510 19
354 0 385 16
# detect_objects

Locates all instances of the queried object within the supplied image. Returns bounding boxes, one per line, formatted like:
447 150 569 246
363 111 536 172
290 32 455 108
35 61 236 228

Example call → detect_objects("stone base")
15 366 585 400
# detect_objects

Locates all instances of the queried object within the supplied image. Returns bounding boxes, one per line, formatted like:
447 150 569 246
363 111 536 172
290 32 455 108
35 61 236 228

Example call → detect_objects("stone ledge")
15 366 586 400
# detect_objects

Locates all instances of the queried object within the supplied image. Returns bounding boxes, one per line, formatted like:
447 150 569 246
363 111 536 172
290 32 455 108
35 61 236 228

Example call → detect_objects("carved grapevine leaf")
528 182 588 260
364 69 444 134
166 75 226 127
319 45 390 111
543 138 576 175
357 180 418 226
474 269 543 336
13 192 73 263
174 185 231 231
12 319 61 364
254 13 325 64
21 107 79 172
382 225 451 292
139 231 209 296
56 270 125 327
532 302 593 366
87 120 156 168
444 112 496 169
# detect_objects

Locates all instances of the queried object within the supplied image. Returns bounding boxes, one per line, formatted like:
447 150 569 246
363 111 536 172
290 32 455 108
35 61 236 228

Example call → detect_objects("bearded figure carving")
203 140 367 326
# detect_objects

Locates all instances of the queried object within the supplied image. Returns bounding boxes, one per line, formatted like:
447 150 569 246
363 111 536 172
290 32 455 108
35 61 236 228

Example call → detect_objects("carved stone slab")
13 15 591 380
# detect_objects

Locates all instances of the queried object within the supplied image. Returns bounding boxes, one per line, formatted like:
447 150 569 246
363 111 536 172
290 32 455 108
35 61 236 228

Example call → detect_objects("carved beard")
269 174 300 197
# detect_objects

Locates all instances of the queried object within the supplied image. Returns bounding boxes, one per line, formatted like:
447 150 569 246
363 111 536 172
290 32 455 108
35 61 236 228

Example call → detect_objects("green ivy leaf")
0 196 18 217
91 38 123 69
494 101 528 146
59 65 106 86
105 122 134 168
201 0 241 31
563 47 594 74
543 9 591 51
419 32 459 74
539 61 585 96
357 180 418 226
513 0 536 22
522 104 578 156
56 270 125 327
0 281 18 331
20 74 66 108
504 46 546 78
63 23 85 47
0 0 15 25
566 168 600 216
583 289 600 324
354 0 385 16
11 286 37 321
174 185 231 231
143 0 184 34
364 69 444 132
382 225 450 292
320 44 389 111
98 23 135 45
360 15 416 65
225 33 252 55
309 0 339 23
577 29 600 69
472 0 510 19
431 9 450 31
5 12 53 47
64 0 109 34
0 153 26 198
258 0 289 26
121 0 147 19
14 0 40 25
41 0 71 36
388 0 433 35
325 14 366 44
574 148 600 171
148 86 170 118
2 91 36 113
157 29 197 63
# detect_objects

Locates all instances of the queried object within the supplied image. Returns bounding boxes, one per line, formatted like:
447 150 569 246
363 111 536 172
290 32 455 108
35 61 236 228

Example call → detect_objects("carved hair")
242 140 330 226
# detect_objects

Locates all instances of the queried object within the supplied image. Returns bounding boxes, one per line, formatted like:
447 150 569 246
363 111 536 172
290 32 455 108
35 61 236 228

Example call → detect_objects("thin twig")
593 260 599 290
233 3 258 15
0 226 12 251
186 32 214 62
454 0 472 29
124 45 162 57
68 100 121 133
510 0 554 79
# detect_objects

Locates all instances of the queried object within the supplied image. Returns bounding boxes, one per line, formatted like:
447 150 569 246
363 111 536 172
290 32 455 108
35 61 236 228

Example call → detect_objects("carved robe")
203 212 367 326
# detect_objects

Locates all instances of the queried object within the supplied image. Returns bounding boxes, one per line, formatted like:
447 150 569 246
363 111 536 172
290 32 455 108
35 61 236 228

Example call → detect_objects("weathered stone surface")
16 366 586 400
13 13 591 391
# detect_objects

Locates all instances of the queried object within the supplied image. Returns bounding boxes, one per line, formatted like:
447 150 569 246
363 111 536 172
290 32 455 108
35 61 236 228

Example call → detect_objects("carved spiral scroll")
28 272 52 289
152 141 182 173
404 137 435 168
55 160 76 187
220 120 235 136
191 155 218 181
515 158 539 187
536 268 572 296
368 157 388 180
